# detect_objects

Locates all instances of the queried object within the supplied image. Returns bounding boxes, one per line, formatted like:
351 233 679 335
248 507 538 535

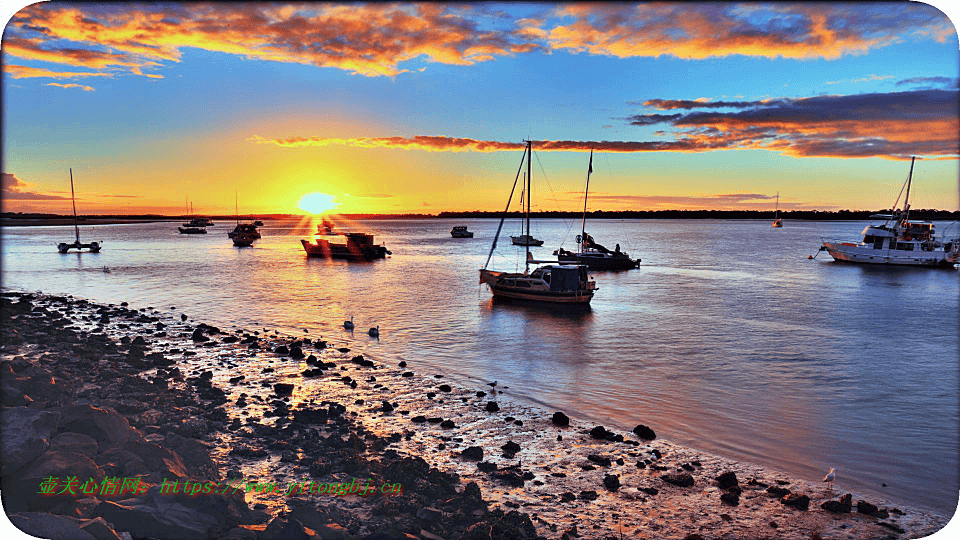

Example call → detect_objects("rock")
191 328 209 342
602 474 620 492
632 424 656 440
416 507 442 522
1 408 60 475
720 491 740 506
381 401 394 413
780 493 810 511
92 485 247 540
716 471 738 489
261 516 308 540
821 493 852 513
589 426 609 439
551 412 569 427
274 383 294 396
856 500 888 518
766 486 791 498
461 446 484 461
578 490 599 501
440 420 455 429
7 450 105 510
49 432 99 459
501 441 521 458
661 473 695 487
485 402 499 412
639 487 658 496
8 512 98 540
559 492 576 503
59 404 140 448
587 454 611 467
78 517 124 540
438 384 452 392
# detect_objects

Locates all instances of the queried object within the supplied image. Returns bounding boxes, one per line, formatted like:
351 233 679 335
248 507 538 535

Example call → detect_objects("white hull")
822 241 958 267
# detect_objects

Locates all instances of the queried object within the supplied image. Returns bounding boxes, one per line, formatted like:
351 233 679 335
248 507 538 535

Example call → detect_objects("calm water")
2 217 958 516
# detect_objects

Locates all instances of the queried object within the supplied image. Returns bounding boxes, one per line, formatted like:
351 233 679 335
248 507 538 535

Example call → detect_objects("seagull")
343 316 354 330
368 325 379 337
823 467 837 492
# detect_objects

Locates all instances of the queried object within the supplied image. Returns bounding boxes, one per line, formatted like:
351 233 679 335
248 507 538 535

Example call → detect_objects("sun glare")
297 192 340 214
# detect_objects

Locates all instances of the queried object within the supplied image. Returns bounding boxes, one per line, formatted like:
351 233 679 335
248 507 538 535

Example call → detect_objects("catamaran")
57 169 101 254
480 140 597 304
819 157 959 268
554 149 639 270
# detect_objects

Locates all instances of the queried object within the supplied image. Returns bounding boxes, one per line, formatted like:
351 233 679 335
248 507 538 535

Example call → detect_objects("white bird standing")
368 325 379 337
823 467 837 492
343 316 354 330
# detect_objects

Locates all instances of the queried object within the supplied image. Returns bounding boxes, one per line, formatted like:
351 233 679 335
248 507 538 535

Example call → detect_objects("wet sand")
0 290 950 539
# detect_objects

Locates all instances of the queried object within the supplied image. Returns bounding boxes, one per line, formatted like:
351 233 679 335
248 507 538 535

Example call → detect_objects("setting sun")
297 192 340 214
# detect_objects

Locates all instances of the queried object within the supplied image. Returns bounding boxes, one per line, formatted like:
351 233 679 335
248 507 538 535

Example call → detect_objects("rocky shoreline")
0 291 950 539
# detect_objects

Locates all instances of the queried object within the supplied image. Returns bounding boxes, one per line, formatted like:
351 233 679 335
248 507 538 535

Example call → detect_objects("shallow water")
3 217 958 515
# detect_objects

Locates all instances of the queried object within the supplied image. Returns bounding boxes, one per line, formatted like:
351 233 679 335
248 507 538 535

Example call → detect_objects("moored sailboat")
554 149 639 270
819 157 959 268
479 140 597 304
772 192 783 228
57 169 102 253
229 191 260 247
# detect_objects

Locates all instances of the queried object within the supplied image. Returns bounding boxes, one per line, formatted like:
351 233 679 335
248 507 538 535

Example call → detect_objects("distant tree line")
3 209 959 222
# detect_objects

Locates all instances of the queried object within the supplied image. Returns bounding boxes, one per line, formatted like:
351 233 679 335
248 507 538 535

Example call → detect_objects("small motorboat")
451 225 474 238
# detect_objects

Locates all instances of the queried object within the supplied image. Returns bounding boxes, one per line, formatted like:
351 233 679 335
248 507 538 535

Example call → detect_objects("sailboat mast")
903 156 916 222
581 150 593 252
235 190 240 226
525 140 532 272
69 168 79 242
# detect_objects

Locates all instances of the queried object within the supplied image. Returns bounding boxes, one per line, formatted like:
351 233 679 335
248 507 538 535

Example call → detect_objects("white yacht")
819 157 958 268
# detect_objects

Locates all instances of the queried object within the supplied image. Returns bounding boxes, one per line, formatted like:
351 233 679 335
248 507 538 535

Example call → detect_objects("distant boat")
318 219 337 235
772 192 783 228
253 220 264 226
229 192 259 247
57 168 101 253
301 232 391 260
451 225 474 238
555 150 639 270
179 202 208 234
509 181 544 246
480 140 598 305
819 157 959 268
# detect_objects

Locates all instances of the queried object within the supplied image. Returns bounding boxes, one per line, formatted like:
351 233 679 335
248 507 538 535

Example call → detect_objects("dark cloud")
1 173 71 200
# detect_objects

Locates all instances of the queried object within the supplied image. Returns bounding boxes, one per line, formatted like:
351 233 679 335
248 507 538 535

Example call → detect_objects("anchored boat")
451 225 474 238
819 157 959 268
479 140 597 304
57 169 102 254
555 149 639 270
301 232 391 260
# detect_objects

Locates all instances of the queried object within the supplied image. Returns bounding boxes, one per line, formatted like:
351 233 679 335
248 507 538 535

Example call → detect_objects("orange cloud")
6 3 534 78
45 82 95 91
539 3 955 61
5 3 952 80
4 64 113 79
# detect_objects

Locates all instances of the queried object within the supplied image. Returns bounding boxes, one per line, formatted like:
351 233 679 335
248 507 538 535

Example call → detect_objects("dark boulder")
821 494 852 513
716 471 738 490
551 412 570 427
780 493 810 511
661 472 695 488
461 446 484 461
602 474 620 492
632 424 656 440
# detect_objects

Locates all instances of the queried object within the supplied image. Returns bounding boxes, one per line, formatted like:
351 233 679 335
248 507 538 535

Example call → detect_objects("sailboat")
554 150 639 270
819 156 959 267
772 192 783 228
510 180 544 246
479 140 598 304
57 169 101 253
178 202 207 234
229 191 260 247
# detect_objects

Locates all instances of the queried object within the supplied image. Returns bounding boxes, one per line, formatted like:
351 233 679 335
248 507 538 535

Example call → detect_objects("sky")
2 1 959 216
